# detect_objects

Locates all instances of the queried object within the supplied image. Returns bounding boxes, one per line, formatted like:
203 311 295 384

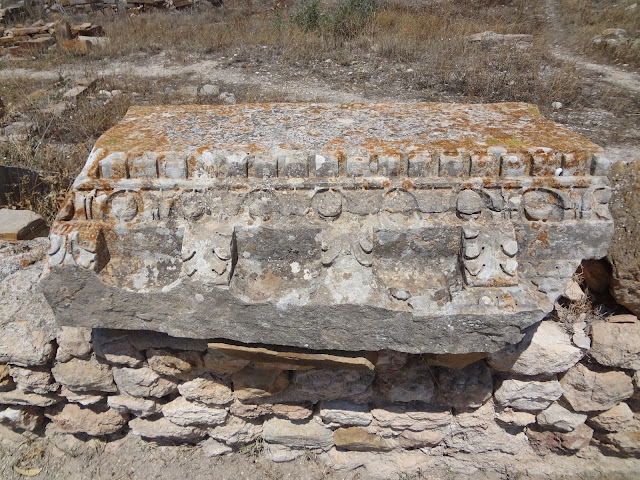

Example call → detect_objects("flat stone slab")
0 209 48 240
41 103 613 354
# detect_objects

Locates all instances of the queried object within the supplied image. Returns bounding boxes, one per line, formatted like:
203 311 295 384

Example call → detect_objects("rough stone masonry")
41 102 613 354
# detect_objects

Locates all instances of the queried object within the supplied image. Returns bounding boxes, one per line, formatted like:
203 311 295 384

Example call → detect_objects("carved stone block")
41 103 613 354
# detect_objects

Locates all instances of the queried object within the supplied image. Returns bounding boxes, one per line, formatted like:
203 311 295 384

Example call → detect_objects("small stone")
551 102 563 110
0 321 55 367
496 410 536 427
588 403 635 432
178 375 234 406
200 437 232 456
563 280 584 301
162 397 227 427
9 366 58 394
536 403 587 432
319 400 372 426
370 404 451 431
263 444 304 462
560 363 633 412
396 429 445 448
0 209 48 240
0 406 43 431
219 92 236 105
56 326 92 362
200 84 220 96
436 361 492 410
46 404 127 436
0 390 60 407
62 86 88 99
208 415 262 445
262 417 333 450
147 348 203 377
572 322 591 350
107 393 161 418
51 357 116 393
59 387 103 406
488 321 584 376
112 366 177 398
229 402 313 421
494 377 563 412
231 366 289 401
590 320 640 370
560 423 593 451
333 427 393 452
129 417 206 442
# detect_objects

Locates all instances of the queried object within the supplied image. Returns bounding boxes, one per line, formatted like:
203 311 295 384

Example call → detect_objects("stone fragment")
0 406 43 431
262 444 304 462
377 360 434 403
147 348 203 377
219 92 236 105
423 352 487 370
9 366 58 394
281 368 374 402
113 367 177 398
0 209 48 240
334 427 393 452
488 321 584 376
496 410 536 427
55 326 92 362
162 397 228 427
46 404 127 436
571 321 591 350
319 400 372 426
229 402 313 421
262 418 334 450
0 390 60 407
436 361 492 409
107 393 161 418
207 342 375 371
42 103 613 356
208 415 262 445
607 160 640 316
51 357 116 393
536 403 587 432
371 404 451 431
563 280 585 302
588 403 635 432
601 431 640 455
590 320 640 370
494 377 563 412
200 84 220 97
200 437 232 456
59 387 103 406
0 320 55 367
560 363 633 412
178 375 234 406
231 366 289 401
560 423 594 451
129 417 206 442
203 349 250 375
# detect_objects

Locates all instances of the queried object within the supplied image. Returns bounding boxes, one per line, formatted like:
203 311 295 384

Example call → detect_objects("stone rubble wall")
1 242 639 462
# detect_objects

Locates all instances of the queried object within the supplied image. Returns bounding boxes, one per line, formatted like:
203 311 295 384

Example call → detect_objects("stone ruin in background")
41 102 613 354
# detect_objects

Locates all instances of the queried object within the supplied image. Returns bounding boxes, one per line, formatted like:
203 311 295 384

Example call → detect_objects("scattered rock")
590 319 640 370
107 393 161 418
162 397 228 427
200 437 232 456
468 31 533 50
178 375 234 406
0 320 55 367
208 415 262 445
231 366 289 401
488 321 584 376
200 84 220 96
146 348 203 377
51 357 116 393
333 427 393 452
112 366 177 398
262 418 333 450
560 363 633 412
9 366 58 394
592 28 630 47
0 209 48 241
319 400 372 426
494 377 563 412
262 444 304 462
0 405 43 431
436 361 492 410
370 404 451 431
178 85 199 97
46 404 127 436
536 403 587 432
219 92 236 105
129 417 206 442
55 326 92 362
588 403 635 432
551 101 563 111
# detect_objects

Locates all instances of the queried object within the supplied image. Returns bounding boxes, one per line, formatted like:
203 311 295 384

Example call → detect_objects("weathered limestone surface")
41 103 613 354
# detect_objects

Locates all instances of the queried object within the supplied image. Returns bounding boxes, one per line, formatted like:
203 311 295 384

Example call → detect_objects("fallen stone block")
0 209 48 241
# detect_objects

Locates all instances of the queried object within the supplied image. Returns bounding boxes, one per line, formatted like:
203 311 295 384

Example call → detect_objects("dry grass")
559 0 640 67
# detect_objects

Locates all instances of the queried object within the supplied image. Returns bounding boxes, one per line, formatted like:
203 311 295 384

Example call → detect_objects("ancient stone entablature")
41 103 613 354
